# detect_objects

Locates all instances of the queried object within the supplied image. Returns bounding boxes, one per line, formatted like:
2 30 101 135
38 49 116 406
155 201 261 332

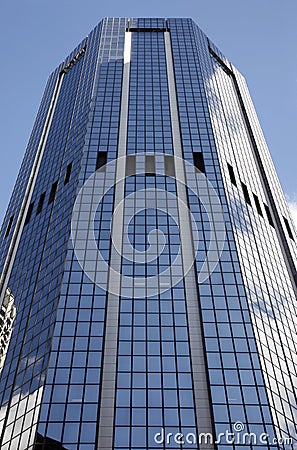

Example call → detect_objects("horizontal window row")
226 163 295 240
21 162 73 230
127 27 168 32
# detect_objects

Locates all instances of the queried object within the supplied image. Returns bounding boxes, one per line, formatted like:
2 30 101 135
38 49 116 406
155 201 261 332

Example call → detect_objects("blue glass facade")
0 17 296 450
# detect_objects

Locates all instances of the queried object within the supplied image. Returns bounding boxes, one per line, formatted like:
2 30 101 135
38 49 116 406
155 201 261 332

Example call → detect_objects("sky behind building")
0 0 296 226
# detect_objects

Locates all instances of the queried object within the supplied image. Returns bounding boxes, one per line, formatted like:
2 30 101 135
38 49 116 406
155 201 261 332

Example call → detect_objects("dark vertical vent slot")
24 203 34 225
241 182 251 206
193 152 205 173
253 193 263 216
145 155 155 176
64 162 73 185
264 203 274 227
126 155 136 177
283 217 294 240
96 152 107 171
164 155 175 177
37 192 46 215
227 163 237 186
5 216 14 238
48 182 58 204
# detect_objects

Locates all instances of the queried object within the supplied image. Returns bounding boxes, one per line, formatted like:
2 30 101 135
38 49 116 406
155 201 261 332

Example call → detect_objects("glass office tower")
0 17 296 450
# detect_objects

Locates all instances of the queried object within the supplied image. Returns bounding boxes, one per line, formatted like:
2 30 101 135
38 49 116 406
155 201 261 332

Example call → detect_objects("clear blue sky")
0 0 296 224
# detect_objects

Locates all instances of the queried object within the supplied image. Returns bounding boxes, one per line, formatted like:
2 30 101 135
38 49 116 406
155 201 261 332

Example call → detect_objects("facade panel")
0 17 296 450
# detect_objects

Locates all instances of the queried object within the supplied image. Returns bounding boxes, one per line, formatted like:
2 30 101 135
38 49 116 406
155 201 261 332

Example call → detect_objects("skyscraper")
0 16 296 450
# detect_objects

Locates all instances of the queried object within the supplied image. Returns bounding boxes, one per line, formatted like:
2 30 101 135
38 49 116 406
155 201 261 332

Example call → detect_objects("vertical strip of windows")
0 71 65 308
209 45 297 291
164 31 215 445
0 68 65 448
97 30 132 450
1 46 88 447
